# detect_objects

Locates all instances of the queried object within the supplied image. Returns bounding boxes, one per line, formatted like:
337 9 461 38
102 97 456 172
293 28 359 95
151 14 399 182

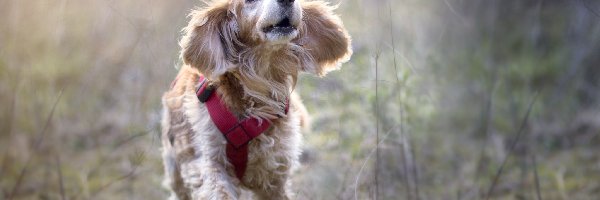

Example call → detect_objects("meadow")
1 0 599 199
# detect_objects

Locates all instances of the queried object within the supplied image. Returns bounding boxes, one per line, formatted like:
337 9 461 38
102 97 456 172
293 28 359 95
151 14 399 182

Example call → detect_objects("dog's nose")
277 0 294 7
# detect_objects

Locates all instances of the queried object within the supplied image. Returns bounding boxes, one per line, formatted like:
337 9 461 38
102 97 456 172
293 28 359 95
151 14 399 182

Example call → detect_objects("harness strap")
195 75 288 179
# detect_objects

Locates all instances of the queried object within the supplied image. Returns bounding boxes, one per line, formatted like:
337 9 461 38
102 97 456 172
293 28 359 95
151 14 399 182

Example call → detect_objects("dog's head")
180 0 352 79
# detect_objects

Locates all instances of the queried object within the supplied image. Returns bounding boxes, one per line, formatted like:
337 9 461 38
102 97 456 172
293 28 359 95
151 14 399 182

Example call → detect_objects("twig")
354 124 399 200
4 67 22 139
72 130 149 199
400 128 412 200
112 131 149 149
532 155 542 200
384 44 417 75
580 0 600 18
374 52 380 200
89 151 146 199
484 93 538 200
409 135 420 200
388 0 399 84
0 70 23 182
387 1 415 198
55 155 66 200
7 89 64 200
336 166 352 200
442 0 468 26
87 131 148 177
473 71 498 195
0 153 7 182
103 0 140 29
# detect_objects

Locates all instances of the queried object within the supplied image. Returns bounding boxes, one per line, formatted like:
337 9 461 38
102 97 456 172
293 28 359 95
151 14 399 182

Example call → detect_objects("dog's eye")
246 0 257 2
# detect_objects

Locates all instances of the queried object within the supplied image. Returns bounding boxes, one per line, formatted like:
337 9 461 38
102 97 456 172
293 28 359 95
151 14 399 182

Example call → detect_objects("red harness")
195 75 288 180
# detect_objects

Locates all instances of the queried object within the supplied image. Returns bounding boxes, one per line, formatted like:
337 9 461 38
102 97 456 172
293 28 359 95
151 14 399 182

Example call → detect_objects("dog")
160 0 351 199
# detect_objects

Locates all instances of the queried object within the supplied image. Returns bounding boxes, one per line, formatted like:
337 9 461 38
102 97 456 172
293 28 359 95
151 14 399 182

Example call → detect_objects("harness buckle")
196 79 216 103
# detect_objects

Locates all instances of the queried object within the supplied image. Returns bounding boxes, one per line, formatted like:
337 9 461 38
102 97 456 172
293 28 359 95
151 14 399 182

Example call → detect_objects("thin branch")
409 135 421 200
55 155 66 200
473 71 498 193
0 70 23 181
443 0 468 26
580 0 600 18
72 130 149 199
103 0 140 29
532 155 542 200
354 124 400 200
88 130 148 177
374 52 380 200
388 1 415 198
484 93 539 200
0 153 5 177
400 126 412 200
389 0 399 84
335 165 353 200
5 67 22 138
7 88 64 200
384 44 417 75
89 151 146 199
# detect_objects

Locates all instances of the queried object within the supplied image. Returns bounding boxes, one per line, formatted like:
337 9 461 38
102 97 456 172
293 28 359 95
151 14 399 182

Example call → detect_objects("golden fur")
161 0 351 199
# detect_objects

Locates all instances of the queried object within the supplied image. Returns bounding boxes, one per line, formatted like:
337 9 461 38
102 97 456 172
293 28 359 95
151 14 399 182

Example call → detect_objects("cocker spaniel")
161 0 351 199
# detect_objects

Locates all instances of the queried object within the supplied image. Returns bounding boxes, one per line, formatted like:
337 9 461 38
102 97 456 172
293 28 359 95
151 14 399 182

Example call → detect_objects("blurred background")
1 0 599 199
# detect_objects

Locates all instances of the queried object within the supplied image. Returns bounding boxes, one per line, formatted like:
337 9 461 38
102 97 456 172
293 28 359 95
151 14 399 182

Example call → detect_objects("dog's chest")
163 85 301 189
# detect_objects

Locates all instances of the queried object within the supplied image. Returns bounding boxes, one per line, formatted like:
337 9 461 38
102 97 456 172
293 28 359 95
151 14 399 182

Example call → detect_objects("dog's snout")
276 0 294 7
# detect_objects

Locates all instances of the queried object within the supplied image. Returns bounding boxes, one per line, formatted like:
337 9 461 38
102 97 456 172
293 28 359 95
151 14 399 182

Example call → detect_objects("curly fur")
161 0 351 199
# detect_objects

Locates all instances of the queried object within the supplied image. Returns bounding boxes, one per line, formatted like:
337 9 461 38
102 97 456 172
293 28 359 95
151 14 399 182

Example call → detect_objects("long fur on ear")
180 0 239 79
297 1 352 76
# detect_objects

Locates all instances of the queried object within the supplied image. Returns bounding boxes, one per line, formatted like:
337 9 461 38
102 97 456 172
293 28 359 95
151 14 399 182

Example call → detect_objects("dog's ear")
180 1 237 79
298 1 352 76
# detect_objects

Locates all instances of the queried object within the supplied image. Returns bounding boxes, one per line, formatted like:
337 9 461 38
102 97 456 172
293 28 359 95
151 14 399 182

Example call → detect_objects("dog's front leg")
181 159 240 200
